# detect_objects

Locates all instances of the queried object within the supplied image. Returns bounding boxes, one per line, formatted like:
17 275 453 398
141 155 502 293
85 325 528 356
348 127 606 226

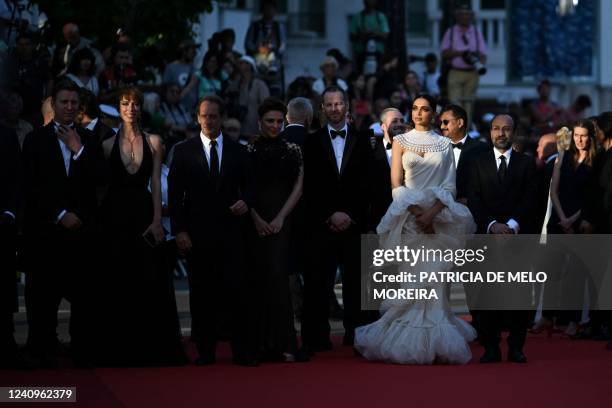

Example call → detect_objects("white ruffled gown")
354 129 477 365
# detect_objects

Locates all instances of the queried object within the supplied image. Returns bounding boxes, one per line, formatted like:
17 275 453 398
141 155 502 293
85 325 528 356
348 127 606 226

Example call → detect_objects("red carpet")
2 334 612 408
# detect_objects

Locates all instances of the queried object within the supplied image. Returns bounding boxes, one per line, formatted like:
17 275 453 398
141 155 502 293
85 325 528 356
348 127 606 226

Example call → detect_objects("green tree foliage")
37 0 213 57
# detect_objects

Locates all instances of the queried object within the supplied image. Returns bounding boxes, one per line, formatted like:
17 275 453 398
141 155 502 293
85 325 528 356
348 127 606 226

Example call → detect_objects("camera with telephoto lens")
462 51 487 75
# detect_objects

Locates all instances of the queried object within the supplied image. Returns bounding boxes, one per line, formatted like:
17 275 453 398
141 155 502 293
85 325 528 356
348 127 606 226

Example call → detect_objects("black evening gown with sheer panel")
248 137 302 360
94 135 185 366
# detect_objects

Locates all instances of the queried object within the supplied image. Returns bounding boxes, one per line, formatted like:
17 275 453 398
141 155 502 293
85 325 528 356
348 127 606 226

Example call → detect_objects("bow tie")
452 142 464 150
330 129 346 139
385 142 392 150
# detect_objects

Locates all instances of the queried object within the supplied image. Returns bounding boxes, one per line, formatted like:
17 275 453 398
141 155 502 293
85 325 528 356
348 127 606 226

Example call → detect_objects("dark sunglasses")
441 119 456 125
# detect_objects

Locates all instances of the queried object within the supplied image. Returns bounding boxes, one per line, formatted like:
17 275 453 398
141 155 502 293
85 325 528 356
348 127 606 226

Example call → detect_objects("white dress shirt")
327 123 348 172
85 117 98 131
200 132 223 171
53 122 85 223
383 136 393 165
487 147 519 234
451 134 468 167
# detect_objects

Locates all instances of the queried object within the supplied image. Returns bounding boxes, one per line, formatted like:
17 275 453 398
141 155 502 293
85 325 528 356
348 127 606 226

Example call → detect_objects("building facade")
196 0 612 113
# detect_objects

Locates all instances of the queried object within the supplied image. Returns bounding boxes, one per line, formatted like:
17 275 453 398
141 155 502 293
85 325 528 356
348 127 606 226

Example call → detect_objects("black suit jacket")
466 148 538 233
91 120 116 146
280 124 308 147
584 148 612 232
303 126 372 232
22 123 101 233
168 136 252 243
369 137 392 231
455 136 488 201
0 125 20 217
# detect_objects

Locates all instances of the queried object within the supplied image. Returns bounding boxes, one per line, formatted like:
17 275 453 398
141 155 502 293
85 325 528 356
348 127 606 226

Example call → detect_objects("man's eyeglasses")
441 119 456 125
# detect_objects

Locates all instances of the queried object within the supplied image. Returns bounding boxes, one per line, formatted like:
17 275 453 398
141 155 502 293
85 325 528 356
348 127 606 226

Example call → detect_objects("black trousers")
479 310 534 351
186 238 254 359
25 226 92 356
302 226 364 347
0 222 18 354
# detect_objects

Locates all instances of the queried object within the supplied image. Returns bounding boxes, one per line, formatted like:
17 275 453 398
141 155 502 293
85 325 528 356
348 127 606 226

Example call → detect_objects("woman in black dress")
548 119 597 336
248 98 303 362
96 87 186 366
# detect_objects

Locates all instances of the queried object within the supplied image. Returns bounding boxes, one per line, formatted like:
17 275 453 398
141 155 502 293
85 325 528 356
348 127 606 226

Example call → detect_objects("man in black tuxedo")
78 89 115 145
280 97 312 147
369 107 406 231
466 114 537 364
439 104 487 203
279 97 313 321
302 86 372 351
168 95 257 366
440 104 487 335
0 125 25 369
22 80 101 368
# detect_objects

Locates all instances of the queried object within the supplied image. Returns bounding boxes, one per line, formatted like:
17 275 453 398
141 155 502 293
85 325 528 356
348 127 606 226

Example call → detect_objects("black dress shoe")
194 355 216 366
479 348 502 364
343 334 354 347
0 352 35 370
507 349 527 363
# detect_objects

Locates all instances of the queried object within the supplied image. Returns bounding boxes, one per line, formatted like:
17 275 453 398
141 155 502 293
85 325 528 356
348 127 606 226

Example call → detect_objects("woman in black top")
548 119 597 336
248 98 303 362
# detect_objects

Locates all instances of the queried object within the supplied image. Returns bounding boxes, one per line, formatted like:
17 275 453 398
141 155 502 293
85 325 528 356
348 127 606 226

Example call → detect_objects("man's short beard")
493 139 512 150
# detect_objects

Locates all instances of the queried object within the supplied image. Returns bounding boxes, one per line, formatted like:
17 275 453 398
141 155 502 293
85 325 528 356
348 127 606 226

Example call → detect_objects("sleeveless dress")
354 129 477 364
94 135 185 366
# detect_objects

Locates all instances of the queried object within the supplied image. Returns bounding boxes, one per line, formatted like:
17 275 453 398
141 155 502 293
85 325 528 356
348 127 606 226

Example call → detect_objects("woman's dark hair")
117 86 143 107
260 0 277 13
78 89 100 118
597 111 612 141
200 51 219 77
570 119 597 168
67 47 96 76
412 93 437 114
258 97 286 119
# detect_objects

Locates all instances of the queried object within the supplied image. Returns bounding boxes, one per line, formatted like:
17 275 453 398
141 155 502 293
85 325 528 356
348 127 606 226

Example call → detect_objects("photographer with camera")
349 0 389 76
441 3 487 126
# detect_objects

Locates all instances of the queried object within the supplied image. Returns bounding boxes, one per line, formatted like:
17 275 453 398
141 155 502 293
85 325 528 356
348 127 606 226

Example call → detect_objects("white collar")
453 134 468 145
53 121 75 129
200 132 223 147
327 123 348 137
383 134 393 146
493 147 512 161
286 123 305 128
85 118 98 131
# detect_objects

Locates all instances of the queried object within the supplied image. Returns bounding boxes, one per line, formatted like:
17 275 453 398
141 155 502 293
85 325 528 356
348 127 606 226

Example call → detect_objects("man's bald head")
491 114 514 130
490 114 515 151
537 133 557 161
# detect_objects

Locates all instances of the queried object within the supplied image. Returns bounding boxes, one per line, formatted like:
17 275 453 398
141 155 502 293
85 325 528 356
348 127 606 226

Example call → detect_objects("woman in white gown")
354 94 477 364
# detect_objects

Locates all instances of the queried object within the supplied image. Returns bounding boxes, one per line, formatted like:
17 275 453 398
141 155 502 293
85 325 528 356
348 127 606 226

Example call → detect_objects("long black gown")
94 135 185 366
248 137 302 360
547 153 593 324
